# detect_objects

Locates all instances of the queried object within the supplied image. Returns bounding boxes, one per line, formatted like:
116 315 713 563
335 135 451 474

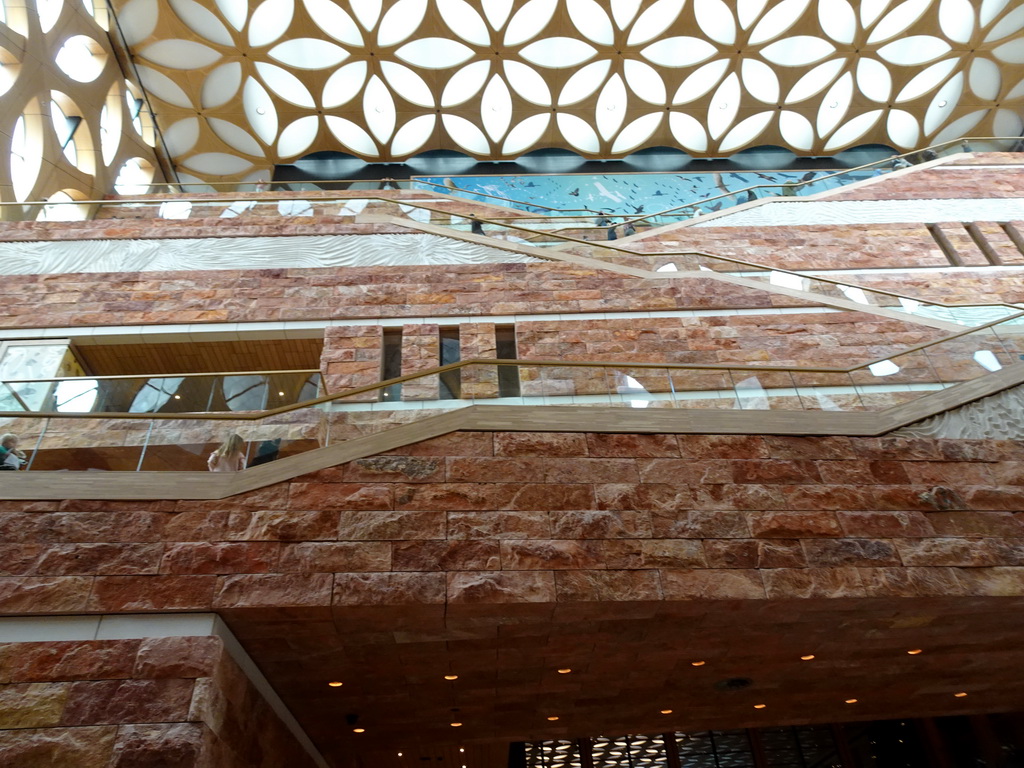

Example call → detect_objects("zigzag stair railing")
2 310 1022 475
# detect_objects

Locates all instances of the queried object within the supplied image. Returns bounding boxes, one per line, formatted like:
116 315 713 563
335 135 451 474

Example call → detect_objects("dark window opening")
439 327 461 400
381 328 403 402
496 325 520 398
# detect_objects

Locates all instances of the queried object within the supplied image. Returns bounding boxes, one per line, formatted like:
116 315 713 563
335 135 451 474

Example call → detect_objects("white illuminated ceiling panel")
107 0 1024 181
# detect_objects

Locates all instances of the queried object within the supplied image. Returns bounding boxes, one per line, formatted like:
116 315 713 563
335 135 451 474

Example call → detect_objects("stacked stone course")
0 634 316 767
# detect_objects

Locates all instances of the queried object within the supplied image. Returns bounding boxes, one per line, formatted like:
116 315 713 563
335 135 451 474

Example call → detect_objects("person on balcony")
0 433 27 470
208 434 246 472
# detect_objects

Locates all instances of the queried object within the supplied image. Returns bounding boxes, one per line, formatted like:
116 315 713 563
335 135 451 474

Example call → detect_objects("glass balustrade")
1 313 1021 474
0 371 321 415
18 137 1018 232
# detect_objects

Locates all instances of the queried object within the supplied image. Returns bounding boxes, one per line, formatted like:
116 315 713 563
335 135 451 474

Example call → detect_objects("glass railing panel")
790 371 864 411
532 365 614 405
30 416 150 472
139 417 250 472
460 363 502 402
920 327 1017 387
0 381 32 412
729 369 803 410
0 415 46 471
692 253 770 276
0 372 324 415
402 370 443 402
666 368 737 409
247 404 329 465
605 367 674 408
849 349 941 410
987 323 1024 359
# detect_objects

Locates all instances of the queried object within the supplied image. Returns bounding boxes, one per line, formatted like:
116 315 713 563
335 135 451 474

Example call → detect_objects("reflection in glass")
53 379 98 412
129 377 183 412
223 375 268 411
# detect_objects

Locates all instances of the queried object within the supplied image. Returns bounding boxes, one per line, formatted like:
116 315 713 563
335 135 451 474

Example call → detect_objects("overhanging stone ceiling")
113 0 1024 184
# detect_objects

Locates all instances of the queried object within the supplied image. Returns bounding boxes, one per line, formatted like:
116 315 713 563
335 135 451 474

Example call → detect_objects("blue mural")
413 168 881 219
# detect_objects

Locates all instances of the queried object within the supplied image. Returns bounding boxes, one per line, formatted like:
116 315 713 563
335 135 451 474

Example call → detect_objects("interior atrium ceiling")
110 0 1024 183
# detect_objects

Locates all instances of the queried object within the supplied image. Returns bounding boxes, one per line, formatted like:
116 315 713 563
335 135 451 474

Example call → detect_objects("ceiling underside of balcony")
111 0 1024 183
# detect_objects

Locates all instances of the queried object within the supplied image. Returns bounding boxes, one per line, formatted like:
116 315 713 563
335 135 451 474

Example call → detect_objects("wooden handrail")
2 309 1020 421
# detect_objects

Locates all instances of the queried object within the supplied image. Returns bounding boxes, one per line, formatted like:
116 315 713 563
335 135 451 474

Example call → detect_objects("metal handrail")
10 136 1016 224
3 309 1020 421
5 191 1023 314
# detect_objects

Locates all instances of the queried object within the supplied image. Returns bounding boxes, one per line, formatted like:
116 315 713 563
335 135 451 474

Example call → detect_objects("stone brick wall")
827 166 1024 201
3 433 1023 615
627 223 951 270
0 264 813 330
0 633 316 767
514 312 941 367
5 431 1024 754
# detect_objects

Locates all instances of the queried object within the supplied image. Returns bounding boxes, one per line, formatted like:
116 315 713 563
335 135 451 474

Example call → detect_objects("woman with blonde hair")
207 433 246 472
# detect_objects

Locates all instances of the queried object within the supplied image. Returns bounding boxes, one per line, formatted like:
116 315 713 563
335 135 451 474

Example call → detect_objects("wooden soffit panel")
109 0 1024 182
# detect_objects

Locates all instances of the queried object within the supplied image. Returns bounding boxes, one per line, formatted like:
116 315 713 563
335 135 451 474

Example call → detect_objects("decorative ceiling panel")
112 0 1024 182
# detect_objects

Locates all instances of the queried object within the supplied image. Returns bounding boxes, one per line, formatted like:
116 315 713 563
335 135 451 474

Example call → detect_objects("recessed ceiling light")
557 668 572 674
954 692 968 698
845 698 858 704
444 675 459 680
353 727 365 733
450 722 463 727
328 681 343 687
800 654 815 661
754 704 766 709
691 661 705 666
398 753 403 757
907 649 923 655
547 716 560 721
278 391 284 396
459 748 464 753
660 709 673 714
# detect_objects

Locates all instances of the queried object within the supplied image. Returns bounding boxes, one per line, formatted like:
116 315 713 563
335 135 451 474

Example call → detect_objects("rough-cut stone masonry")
0 633 316 768
0 191 532 243
319 310 943 395
827 162 1024 202
4 432 1024 758
0 264 819 329
513 313 941 367
622 222 1024 273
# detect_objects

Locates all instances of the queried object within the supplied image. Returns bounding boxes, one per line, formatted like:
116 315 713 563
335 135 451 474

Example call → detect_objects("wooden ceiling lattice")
111 0 1024 184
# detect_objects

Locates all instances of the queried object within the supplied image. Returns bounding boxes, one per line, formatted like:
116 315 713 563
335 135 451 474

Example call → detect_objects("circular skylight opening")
51 91 96 175
99 84 121 165
10 105 43 201
0 46 19 96
55 35 107 82
124 81 156 145
49 99 78 166
37 190 90 221
0 2 28 35
37 0 63 33
81 0 109 30
114 157 155 194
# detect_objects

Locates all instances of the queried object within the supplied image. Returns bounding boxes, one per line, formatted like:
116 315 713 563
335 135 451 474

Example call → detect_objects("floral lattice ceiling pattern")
113 0 1024 182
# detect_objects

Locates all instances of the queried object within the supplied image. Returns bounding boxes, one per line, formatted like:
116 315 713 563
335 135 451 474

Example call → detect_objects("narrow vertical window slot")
439 327 461 400
496 325 520 398
381 328 403 402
